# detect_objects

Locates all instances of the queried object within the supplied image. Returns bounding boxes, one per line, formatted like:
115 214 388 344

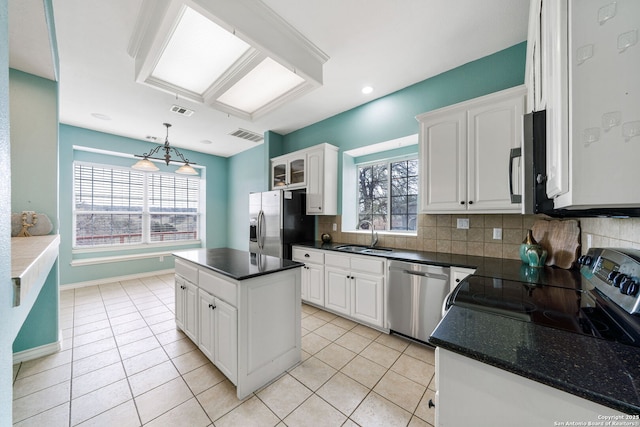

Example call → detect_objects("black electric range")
446 248 640 348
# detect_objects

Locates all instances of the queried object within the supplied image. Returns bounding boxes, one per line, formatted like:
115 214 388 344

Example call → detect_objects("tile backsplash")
318 215 640 260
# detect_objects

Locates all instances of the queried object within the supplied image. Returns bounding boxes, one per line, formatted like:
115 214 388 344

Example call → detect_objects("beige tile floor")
12 274 436 426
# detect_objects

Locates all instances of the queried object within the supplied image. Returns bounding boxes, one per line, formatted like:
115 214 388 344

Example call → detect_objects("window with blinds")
73 163 201 247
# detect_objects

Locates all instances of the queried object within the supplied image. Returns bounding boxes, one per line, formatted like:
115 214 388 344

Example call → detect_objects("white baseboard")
13 339 61 364
61 269 175 289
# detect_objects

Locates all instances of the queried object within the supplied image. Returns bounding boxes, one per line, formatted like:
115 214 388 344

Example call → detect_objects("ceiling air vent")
170 104 194 117
229 128 264 143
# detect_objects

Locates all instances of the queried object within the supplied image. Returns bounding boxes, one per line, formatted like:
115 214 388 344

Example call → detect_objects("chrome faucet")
359 220 378 247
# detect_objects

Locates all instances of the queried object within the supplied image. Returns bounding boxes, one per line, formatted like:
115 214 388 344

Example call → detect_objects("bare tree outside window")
358 158 418 231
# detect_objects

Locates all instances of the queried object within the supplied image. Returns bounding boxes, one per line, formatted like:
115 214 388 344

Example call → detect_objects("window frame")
72 161 204 250
355 155 419 234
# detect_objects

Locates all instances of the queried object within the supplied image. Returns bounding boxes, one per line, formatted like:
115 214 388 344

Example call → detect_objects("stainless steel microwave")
514 110 640 218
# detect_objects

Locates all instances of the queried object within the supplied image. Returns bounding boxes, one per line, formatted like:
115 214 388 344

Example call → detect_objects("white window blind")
74 163 201 247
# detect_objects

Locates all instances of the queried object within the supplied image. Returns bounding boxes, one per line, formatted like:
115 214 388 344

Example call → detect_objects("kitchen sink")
335 245 369 252
335 245 393 254
361 248 393 254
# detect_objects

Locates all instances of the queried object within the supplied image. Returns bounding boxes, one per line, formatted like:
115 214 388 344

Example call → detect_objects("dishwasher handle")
397 269 449 281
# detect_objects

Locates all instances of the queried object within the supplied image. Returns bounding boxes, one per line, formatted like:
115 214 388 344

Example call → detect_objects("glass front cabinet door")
272 162 287 188
289 158 305 186
271 154 306 189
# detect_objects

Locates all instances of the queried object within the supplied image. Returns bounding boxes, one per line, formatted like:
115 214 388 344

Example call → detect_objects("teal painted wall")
227 144 266 250
59 125 229 286
0 0 13 419
281 42 526 213
226 43 527 242
9 69 60 353
9 70 59 228
13 264 59 352
284 43 526 153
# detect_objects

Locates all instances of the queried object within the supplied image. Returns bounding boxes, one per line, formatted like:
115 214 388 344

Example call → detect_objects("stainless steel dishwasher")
387 260 450 343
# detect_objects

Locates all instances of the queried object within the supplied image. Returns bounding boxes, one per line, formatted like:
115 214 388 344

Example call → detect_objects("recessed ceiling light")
362 86 373 94
91 113 111 120
200 140 213 145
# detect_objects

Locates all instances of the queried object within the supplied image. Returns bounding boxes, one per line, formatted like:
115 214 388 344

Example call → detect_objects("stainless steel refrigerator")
249 189 314 260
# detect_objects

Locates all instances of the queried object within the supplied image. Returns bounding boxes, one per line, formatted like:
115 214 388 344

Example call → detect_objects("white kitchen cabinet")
324 252 385 328
271 152 306 189
418 86 525 214
292 247 325 306
419 109 467 212
324 266 351 316
435 347 625 426
526 0 640 209
271 143 338 215
306 143 338 215
351 272 385 327
525 0 569 199
212 297 237 383
198 289 215 360
449 267 476 293
175 273 198 343
198 288 238 384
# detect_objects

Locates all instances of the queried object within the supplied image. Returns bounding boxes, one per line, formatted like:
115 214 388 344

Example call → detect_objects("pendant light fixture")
132 123 198 175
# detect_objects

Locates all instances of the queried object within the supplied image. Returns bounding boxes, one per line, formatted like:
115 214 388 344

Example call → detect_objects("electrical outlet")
493 228 502 240
456 218 469 229
332 223 337 231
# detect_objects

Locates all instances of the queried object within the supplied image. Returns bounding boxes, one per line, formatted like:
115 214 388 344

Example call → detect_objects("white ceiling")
9 0 530 158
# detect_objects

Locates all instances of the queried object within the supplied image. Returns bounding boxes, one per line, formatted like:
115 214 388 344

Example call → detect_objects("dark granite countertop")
430 306 640 414
295 240 640 414
173 248 303 280
295 241 582 288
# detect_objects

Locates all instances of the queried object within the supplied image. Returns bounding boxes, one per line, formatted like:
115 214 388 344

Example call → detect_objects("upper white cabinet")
271 143 338 215
526 0 640 209
306 143 338 215
271 153 306 189
525 0 569 199
418 86 526 214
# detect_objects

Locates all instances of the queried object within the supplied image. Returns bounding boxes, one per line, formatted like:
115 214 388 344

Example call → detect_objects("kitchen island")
173 248 303 399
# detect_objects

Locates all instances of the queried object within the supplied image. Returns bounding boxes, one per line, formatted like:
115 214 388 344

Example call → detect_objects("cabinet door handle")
468 201 473 205
460 201 465 205
208 303 216 310
509 147 522 203
428 399 435 408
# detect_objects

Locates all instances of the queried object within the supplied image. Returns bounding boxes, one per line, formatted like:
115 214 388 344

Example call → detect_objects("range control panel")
579 248 640 315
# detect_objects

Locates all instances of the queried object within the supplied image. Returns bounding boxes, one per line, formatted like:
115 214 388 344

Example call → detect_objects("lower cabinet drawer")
325 253 350 269
350 256 385 275
292 247 324 264
175 259 198 284
199 269 237 307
